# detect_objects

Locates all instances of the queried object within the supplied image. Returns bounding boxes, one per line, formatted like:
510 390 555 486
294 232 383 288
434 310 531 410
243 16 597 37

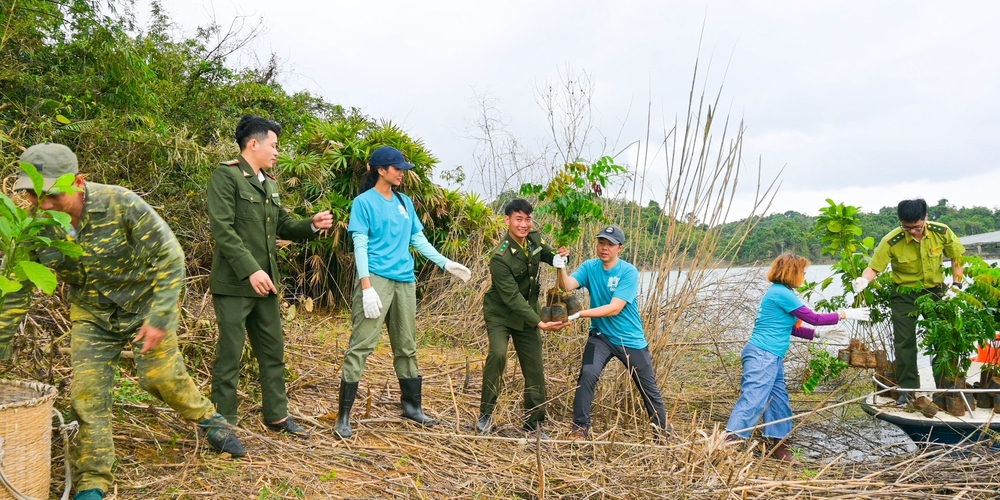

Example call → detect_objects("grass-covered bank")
3 300 1000 499
4 275 1000 498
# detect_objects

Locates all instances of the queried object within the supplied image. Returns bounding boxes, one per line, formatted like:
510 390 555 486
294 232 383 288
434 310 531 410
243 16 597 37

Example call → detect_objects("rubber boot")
399 377 436 425
334 380 359 439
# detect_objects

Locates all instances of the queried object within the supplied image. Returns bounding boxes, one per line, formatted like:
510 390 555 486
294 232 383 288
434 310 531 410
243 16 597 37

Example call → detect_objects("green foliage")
800 199 889 321
799 199 888 391
0 1 498 309
518 156 626 246
0 162 83 308
802 346 849 394
916 256 1000 381
276 117 501 305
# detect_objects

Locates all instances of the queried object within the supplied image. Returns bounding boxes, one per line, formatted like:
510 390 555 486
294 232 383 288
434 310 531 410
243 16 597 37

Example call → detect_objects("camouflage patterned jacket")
0 183 185 358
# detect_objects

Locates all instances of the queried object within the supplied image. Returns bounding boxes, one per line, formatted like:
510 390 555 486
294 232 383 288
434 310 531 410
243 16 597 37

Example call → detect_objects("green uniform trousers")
211 294 288 424
890 285 944 389
479 321 547 427
341 275 419 383
70 304 215 493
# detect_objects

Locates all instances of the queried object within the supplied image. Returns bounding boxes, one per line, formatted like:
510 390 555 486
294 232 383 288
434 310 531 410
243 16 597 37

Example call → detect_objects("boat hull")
862 396 1000 447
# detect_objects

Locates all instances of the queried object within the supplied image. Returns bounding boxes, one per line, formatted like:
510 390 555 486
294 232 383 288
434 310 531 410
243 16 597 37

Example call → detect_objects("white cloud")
150 0 1000 219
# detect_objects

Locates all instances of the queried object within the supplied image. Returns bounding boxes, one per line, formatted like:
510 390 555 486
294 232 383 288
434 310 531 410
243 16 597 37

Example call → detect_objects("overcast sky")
156 1 1000 219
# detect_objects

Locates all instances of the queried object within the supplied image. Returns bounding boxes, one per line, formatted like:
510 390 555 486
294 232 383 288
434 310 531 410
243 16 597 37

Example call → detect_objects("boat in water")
861 357 1000 447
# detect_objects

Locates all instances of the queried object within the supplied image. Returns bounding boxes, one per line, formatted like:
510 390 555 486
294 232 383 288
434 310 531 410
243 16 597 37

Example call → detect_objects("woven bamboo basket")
0 380 57 500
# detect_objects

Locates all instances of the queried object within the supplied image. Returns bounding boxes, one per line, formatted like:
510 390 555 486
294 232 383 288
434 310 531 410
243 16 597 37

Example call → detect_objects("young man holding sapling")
478 198 569 438
557 225 670 441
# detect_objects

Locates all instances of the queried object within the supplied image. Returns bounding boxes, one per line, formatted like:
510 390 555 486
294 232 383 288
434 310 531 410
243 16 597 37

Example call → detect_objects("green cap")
14 143 79 192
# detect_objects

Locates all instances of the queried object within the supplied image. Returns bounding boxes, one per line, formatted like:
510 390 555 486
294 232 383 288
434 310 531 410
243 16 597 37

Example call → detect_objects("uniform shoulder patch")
220 159 240 166
888 230 906 246
495 240 509 255
926 221 948 234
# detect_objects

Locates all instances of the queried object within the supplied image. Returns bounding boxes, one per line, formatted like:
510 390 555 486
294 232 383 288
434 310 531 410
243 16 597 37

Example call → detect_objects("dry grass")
4 280 1000 500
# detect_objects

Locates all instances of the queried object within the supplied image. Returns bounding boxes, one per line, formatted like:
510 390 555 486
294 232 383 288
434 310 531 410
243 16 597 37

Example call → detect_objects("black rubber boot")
399 377 436 425
334 380 359 440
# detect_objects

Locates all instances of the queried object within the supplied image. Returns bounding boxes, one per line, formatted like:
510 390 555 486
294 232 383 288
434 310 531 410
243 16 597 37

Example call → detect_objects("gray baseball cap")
596 225 626 245
14 143 79 192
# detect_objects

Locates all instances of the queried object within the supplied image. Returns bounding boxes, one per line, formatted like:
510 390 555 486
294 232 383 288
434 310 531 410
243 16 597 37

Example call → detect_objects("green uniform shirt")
207 155 316 297
482 231 556 330
870 221 965 288
0 183 186 357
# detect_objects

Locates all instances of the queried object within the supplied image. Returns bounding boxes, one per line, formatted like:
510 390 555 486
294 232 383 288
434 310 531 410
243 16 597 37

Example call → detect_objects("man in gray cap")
0 143 244 500
555 225 669 441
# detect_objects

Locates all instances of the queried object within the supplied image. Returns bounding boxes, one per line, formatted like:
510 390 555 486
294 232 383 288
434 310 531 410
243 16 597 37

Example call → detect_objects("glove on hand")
851 277 869 293
842 307 871 321
445 261 472 282
567 312 580 321
551 254 567 269
362 287 382 319
815 327 848 345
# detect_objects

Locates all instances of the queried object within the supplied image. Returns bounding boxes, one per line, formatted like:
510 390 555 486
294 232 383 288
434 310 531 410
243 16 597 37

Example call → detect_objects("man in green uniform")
478 199 568 437
0 143 243 500
207 115 333 438
853 198 965 402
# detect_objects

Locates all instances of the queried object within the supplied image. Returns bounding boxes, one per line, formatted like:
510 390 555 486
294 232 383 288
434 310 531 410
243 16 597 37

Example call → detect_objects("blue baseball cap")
369 146 414 170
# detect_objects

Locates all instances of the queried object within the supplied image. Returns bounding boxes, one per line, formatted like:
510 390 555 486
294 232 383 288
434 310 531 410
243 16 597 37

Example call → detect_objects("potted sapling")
519 156 625 322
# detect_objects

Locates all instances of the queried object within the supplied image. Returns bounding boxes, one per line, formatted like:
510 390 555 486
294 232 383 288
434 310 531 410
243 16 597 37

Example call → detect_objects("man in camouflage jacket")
0 143 243 500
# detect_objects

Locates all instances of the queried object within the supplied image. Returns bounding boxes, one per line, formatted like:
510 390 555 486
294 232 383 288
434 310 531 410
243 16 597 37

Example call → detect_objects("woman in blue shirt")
333 146 471 439
725 253 868 460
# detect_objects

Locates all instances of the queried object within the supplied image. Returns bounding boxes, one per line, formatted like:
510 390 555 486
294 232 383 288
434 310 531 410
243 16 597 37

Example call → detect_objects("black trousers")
572 329 667 430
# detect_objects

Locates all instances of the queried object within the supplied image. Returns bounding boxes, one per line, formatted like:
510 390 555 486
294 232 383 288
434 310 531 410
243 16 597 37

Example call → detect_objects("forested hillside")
713 198 1000 264
0 0 498 307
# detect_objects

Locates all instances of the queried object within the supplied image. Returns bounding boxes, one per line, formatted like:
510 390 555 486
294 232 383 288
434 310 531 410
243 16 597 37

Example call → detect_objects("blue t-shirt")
748 283 805 357
571 258 647 349
348 189 423 283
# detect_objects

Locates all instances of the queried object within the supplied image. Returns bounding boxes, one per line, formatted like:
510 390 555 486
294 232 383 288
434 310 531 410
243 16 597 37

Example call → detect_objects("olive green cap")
14 143 78 192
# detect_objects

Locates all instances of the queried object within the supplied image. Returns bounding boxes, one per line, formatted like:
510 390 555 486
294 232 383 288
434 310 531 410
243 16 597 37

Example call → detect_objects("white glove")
551 254 567 269
362 287 382 319
851 277 869 293
444 261 471 282
567 312 580 321
814 327 848 345
841 307 871 321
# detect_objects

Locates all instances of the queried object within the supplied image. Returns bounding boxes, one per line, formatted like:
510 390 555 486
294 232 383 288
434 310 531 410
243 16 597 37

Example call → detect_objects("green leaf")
18 161 44 197
820 276 834 290
826 220 843 232
43 210 74 232
0 276 23 295
17 261 57 294
47 173 80 196
56 114 71 124
49 240 84 258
